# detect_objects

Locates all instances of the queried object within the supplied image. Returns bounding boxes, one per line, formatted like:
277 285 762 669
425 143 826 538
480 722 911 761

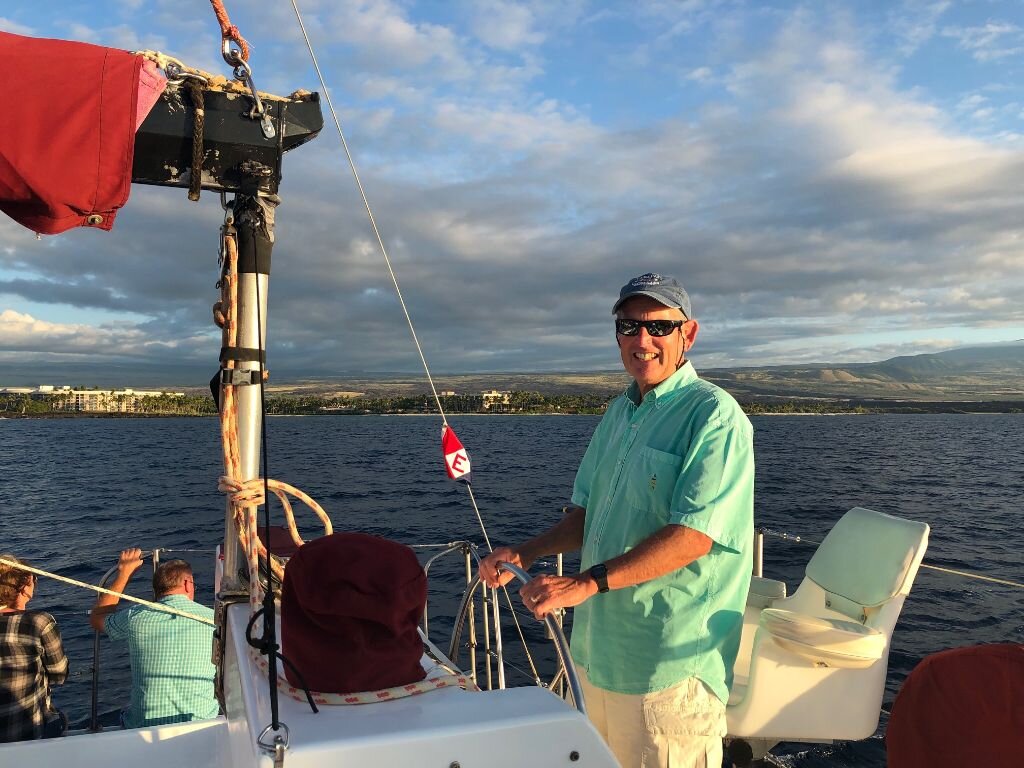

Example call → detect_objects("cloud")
468 0 545 51
687 66 714 84
2 1 1023 378
942 20 1024 62
886 0 951 55
0 17 34 35
0 309 152 358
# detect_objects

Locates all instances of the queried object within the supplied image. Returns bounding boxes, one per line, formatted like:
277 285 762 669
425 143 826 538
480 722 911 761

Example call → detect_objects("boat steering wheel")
449 562 587 715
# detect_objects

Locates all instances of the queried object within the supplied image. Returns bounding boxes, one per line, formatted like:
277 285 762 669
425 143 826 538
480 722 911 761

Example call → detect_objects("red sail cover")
0 32 161 234
281 533 427 693
886 643 1024 767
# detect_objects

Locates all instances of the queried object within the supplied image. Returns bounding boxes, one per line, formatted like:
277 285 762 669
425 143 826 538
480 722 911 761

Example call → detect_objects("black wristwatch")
589 563 609 593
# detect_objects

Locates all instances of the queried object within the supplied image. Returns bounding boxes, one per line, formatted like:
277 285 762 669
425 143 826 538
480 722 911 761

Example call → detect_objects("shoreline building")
0 385 185 413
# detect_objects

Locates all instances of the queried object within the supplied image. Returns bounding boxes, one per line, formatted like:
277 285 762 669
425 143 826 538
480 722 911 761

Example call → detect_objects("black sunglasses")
615 319 684 337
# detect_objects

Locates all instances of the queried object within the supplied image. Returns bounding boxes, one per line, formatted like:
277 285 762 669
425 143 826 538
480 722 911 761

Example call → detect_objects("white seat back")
804 506 929 622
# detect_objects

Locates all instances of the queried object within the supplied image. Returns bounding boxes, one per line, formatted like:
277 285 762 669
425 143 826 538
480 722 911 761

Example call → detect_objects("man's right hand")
117 548 144 575
478 546 524 588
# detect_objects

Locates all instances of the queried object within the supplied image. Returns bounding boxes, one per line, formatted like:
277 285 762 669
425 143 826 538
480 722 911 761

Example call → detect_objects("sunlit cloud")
1 0 1022 379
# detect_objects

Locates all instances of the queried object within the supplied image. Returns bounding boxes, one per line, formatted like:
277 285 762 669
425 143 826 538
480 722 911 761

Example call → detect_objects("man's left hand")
519 573 597 620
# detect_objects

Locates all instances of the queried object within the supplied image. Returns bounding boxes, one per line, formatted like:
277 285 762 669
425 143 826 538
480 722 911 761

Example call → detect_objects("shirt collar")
626 360 698 407
158 593 191 605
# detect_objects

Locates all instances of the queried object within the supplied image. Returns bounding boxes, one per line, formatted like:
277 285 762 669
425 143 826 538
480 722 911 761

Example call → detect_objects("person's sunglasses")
615 319 684 337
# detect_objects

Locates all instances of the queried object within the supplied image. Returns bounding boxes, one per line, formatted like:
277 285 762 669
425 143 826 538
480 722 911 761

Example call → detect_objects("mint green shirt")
570 362 754 703
104 595 218 728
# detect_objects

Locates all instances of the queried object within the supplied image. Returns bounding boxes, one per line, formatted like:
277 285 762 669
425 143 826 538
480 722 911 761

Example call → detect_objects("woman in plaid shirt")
0 555 68 742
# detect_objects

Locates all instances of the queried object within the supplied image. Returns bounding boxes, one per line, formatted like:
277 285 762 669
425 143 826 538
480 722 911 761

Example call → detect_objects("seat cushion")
760 608 886 668
746 576 787 609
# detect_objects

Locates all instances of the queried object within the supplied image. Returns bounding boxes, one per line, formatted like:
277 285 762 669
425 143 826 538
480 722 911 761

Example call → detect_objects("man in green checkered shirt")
90 549 218 728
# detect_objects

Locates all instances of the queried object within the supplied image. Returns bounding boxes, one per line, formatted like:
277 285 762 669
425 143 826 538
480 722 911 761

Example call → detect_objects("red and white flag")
442 424 472 484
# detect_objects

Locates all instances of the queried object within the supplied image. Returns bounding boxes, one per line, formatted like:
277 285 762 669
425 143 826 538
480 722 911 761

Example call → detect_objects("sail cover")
0 32 165 235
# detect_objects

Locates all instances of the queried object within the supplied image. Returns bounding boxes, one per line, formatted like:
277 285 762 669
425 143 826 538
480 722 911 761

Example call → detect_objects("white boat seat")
727 507 930 744
746 576 787 610
760 608 886 668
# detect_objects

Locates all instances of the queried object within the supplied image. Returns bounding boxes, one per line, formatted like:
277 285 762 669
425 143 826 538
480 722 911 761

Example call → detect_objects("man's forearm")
517 506 586 567
94 569 134 609
602 524 712 590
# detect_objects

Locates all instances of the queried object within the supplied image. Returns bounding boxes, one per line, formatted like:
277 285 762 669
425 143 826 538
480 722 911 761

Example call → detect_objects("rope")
758 528 1024 590
187 82 205 201
918 563 1024 589
250 649 478 705
208 0 251 61
134 50 193 75
0 557 214 626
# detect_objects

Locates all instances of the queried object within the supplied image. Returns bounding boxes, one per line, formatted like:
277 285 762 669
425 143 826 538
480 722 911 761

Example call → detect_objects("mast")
132 82 322 589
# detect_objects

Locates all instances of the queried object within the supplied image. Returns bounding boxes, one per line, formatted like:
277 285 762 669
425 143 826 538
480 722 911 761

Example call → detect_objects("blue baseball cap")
612 273 691 318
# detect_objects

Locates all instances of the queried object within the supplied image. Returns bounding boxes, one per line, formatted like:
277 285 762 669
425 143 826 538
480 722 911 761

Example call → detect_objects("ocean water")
1 413 1022 765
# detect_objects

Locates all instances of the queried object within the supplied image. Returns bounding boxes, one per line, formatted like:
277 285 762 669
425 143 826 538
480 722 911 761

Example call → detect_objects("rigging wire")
288 0 448 425
288 0 540 684
758 528 1024 589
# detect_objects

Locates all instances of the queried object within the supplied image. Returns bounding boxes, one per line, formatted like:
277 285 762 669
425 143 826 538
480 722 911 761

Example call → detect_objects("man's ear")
682 318 700 350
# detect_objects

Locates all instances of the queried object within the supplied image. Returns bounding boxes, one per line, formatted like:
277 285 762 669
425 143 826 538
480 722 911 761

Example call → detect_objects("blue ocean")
1 413 1021 766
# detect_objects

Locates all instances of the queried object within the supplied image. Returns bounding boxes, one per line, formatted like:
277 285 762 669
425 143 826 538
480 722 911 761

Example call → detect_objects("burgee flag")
442 424 472 484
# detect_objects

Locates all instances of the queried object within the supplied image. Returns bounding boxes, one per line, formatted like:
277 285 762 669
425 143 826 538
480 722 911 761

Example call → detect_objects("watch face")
590 563 609 592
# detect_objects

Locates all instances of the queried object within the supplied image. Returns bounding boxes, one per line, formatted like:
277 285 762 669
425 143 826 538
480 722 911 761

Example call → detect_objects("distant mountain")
0 361 214 390
702 341 1024 402
2 342 1022 402
855 342 1024 380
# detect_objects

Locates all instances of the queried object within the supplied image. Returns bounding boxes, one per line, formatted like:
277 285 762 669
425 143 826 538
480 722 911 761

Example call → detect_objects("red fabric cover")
281 532 427 693
886 643 1024 767
0 32 144 234
258 525 302 559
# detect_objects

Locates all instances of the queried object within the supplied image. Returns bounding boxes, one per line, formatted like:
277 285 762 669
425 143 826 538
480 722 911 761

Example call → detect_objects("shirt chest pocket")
626 446 684 524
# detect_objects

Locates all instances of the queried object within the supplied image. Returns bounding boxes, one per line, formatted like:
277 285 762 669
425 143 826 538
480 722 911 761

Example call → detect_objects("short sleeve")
571 400 623 508
103 606 134 642
668 407 754 553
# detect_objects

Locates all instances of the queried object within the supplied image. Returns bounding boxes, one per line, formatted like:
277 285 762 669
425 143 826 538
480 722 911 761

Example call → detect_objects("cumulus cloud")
1 0 1023 378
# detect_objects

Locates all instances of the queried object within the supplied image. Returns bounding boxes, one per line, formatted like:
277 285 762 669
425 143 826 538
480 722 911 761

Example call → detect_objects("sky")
2 0 1024 380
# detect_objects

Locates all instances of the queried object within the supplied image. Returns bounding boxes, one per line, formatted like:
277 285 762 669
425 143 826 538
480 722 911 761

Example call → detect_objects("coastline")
3 405 1022 419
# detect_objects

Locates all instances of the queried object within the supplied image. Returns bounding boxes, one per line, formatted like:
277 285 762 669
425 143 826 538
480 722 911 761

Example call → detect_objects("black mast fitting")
132 86 323 195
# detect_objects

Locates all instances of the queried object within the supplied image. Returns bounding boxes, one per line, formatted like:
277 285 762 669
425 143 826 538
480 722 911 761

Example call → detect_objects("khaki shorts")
576 666 726 768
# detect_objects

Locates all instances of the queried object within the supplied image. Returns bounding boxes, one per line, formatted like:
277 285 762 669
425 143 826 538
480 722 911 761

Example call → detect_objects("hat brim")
613 290 688 316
